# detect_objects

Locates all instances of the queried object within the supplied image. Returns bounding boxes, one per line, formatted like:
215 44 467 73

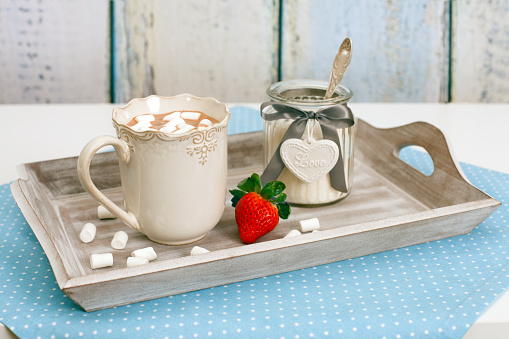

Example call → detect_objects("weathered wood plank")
280 0 450 102
0 0 110 103
451 0 509 102
113 0 279 103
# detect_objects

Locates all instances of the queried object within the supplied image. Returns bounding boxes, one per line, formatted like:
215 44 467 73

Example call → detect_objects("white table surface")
0 102 508 339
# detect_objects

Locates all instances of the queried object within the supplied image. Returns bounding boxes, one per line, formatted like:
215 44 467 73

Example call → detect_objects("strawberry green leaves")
231 173 259 207
276 201 290 219
236 173 262 194
229 173 291 219
229 189 246 208
259 181 290 219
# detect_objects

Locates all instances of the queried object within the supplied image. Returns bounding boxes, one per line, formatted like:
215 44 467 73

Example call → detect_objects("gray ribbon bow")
260 101 355 193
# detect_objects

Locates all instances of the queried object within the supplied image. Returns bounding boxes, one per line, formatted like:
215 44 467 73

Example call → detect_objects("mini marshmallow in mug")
135 114 155 122
181 112 201 120
163 112 181 121
160 125 177 134
163 117 185 128
199 119 213 127
132 121 157 132
173 124 194 134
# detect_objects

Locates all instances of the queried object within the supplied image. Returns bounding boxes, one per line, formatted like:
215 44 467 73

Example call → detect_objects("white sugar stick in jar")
269 120 346 205
262 80 355 206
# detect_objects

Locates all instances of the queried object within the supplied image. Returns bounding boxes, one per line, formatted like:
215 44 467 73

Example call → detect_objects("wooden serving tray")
11 119 500 311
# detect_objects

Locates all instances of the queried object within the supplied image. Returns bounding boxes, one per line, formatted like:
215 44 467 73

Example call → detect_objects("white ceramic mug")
77 94 231 245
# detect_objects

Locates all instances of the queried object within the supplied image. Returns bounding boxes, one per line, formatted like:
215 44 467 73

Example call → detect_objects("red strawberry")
230 173 290 244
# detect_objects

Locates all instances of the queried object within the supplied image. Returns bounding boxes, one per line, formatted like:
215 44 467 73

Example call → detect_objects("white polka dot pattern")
0 109 507 338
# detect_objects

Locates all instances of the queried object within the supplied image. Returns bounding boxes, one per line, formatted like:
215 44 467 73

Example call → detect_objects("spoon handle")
324 38 352 99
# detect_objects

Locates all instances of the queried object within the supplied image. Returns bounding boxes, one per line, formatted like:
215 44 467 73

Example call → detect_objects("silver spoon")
324 38 352 99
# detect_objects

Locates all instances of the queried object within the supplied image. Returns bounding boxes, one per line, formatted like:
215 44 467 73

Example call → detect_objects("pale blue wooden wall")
0 0 508 104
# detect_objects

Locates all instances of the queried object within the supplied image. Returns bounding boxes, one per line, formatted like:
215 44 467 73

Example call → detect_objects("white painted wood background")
0 0 110 103
0 0 508 104
451 0 509 102
112 0 279 103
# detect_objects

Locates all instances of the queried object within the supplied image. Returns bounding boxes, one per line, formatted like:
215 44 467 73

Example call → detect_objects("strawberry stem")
260 181 285 200
236 173 262 194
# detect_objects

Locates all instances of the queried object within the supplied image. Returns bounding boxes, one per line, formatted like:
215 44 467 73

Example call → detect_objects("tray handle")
356 119 485 208
77 136 141 231
358 119 468 181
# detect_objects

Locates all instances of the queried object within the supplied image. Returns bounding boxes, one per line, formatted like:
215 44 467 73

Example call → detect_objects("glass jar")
262 79 355 206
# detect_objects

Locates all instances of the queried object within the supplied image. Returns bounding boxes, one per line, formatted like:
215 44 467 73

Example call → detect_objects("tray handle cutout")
77 136 141 231
394 144 434 176
384 121 468 183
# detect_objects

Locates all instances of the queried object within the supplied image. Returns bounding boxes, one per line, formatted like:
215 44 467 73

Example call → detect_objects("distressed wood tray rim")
23 199 495 289
10 119 501 311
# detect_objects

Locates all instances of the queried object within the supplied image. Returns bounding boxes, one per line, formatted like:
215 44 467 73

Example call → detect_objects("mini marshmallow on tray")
190 246 210 256
299 217 321 233
98 205 116 219
80 223 96 243
126 257 149 268
181 112 201 120
111 231 128 250
131 247 157 261
90 253 113 269
284 229 301 238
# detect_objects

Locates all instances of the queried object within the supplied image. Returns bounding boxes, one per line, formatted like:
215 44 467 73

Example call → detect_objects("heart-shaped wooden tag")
280 137 340 184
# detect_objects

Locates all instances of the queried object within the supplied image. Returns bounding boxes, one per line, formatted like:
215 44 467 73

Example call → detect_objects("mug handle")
77 136 141 231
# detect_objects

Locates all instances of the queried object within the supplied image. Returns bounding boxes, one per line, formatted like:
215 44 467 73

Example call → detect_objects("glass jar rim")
267 79 353 105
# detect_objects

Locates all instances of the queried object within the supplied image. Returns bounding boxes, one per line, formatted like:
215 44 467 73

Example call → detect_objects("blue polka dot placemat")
1 109 508 338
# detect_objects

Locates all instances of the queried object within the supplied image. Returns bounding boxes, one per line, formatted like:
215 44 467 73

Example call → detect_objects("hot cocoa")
126 110 219 134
